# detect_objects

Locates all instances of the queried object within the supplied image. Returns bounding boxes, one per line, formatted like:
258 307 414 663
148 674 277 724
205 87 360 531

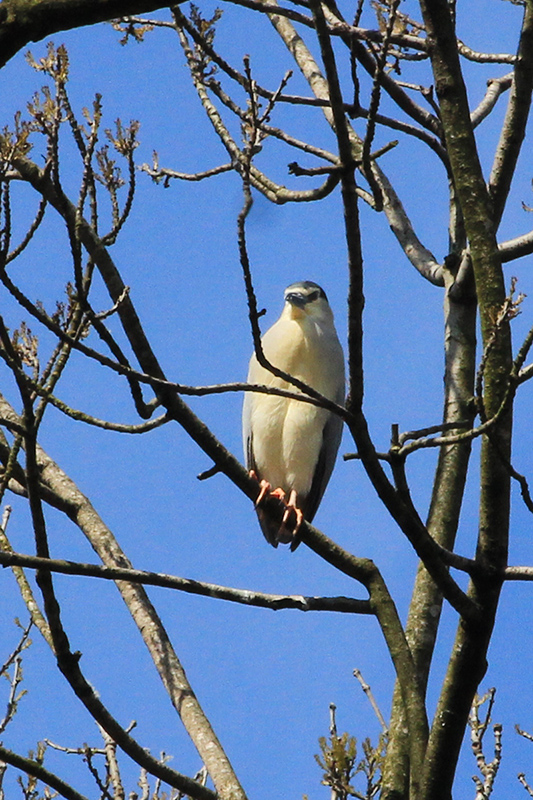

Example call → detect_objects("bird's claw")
281 490 304 549
250 471 303 546
256 480 286 508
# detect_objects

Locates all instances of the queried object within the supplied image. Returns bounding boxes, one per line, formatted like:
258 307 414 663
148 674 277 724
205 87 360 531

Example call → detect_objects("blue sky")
2 1 533 798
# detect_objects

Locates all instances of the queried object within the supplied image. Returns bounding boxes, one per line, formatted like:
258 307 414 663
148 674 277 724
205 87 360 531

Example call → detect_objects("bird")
243 281 345 548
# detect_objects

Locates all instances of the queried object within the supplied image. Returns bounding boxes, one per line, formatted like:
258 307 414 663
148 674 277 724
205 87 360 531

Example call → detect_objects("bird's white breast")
245 314 344 497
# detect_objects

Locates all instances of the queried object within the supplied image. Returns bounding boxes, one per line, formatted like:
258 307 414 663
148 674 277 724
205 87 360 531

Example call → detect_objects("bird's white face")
283 281 332 323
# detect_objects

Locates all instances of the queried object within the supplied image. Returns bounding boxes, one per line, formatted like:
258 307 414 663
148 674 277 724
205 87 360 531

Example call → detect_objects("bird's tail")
256 508 297 548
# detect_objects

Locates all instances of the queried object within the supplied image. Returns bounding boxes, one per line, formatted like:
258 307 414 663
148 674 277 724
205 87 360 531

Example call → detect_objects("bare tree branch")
471 74 513 128
0 548 373 614
0 744 89 800
499 229 533 262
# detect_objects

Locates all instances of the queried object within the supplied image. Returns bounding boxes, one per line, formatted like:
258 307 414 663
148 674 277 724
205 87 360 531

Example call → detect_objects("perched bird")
243 281 345 547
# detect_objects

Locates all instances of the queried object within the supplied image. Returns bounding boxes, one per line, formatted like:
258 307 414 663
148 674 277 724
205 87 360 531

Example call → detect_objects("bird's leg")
280 489 304 534
249 471 286 507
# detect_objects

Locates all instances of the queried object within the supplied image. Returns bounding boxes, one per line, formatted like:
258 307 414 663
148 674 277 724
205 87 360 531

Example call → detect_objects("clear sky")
1 1 533 798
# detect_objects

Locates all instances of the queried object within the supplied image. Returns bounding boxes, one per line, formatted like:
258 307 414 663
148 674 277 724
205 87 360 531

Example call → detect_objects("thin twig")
353 668 388 732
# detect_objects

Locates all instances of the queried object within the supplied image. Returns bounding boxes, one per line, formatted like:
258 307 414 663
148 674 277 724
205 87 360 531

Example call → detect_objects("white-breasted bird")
243 281 345 547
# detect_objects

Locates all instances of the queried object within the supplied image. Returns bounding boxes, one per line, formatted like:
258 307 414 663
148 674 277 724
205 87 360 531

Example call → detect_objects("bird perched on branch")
243 281 345 548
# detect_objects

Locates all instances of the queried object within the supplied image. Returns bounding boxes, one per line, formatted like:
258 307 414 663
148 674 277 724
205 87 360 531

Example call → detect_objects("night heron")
243 281 345 547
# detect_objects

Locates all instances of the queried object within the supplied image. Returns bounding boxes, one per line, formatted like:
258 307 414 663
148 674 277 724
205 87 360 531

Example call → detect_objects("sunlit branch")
0 619 32 736
258 123 338 162
0 611 31 676
332 20 429 54
504 566 533 580
469 690 502 800
113 14 175 33
0 518 53 647
396 412 507 456
333 21 516 65
503 457 533 514
457 38 516 64
59 82 99 229
0 549 373 614
101 121 139 245
372 167 445 285
398 420 471 445
471 74 513 128
141 161 234 184
0 415 26 436
499 229 533 262
224 0 315 25
353 668 388 733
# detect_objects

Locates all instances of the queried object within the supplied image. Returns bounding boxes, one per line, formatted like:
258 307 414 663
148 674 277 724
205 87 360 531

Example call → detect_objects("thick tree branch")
371 167 445 285
0 0 173 68
416 0 513 796
0 744 89 800
499 229 533 261
382 265 477 798
471 74 513 128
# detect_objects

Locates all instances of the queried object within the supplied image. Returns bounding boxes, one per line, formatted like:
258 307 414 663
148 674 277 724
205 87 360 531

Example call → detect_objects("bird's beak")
285 292 307 308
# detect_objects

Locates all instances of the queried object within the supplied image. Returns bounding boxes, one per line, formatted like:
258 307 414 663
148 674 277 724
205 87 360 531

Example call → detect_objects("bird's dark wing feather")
245 429 256 474
301 412 343 523
246 430 284 547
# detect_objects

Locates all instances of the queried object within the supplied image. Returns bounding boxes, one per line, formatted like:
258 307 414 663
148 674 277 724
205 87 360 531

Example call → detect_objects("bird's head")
283 281 333 324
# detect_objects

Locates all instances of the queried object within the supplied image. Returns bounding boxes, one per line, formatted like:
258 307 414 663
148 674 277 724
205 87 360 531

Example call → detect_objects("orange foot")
249 471 303 547
256 479 287 508
281 489 304 551
281 489 303 534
